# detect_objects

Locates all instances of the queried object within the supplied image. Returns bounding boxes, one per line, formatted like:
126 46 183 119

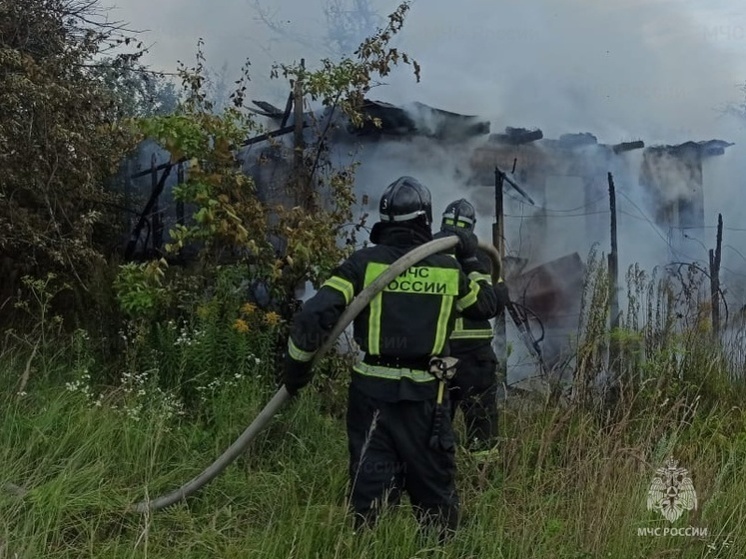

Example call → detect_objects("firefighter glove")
449 229 478 262
283 353 314 396
494 281 511 308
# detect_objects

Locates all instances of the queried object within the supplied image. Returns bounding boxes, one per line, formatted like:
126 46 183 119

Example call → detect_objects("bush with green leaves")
134 3 419 318
0 0 147 326
103 3 421 397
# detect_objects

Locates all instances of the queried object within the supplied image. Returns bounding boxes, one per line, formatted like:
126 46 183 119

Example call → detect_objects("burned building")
465 127 732 370
118 97 733 378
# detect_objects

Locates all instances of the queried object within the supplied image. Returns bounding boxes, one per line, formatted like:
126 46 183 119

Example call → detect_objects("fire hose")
131 234 462 513
3 239 547 509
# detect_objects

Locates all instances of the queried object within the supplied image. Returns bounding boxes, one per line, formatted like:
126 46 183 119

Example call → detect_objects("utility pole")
709 213 723 337
608 172 620 352
605 171 622 408
493 167 507 374
293 58 308 210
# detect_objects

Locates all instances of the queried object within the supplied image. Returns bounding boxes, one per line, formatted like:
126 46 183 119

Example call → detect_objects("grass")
1 260 744 558
1 346 745 559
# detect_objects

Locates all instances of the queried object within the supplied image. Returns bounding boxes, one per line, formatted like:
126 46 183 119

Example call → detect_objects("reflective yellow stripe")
468 271 492 284
363 265 384 354
451 328 494 340
450 317 493 340
456 279 480 311
431 294 454 354
322 275 354 305
287 338 316 362
368 292 382 354
443 218 469 229
353 362 435 383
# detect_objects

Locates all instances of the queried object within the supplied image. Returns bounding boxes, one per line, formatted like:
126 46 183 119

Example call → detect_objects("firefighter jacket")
449 249 508 358
286 225 498 402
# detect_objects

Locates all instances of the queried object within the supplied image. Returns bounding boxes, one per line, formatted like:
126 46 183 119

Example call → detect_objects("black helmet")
441 198 476 232
379 176 433 226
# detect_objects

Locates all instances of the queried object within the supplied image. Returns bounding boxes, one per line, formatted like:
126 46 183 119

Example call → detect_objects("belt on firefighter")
354 355 435 383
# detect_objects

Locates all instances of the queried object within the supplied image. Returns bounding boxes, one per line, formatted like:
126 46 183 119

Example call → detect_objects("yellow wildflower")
240 302 257 316
264 311 282 326
233 318 250 333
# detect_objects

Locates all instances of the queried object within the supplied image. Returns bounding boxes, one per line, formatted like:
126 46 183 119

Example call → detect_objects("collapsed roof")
249 93 735 160
250 97 492 142
646 139 735 158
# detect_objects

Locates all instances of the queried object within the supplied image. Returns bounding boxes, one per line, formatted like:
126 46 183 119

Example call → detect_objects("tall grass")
1 362 744 557
2 260 746 558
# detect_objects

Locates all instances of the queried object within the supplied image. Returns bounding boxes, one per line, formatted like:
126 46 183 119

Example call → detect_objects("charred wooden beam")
280 89 294 128
647 139 733 158
490 127 543 145
251 100 285 118
612 140 645 154
129 124 307 179
125 163 172 259
558 132 597 148
242 123 308 146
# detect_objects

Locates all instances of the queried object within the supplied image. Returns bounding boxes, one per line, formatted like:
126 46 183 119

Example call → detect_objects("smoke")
353 0 746 383
321 0 746 277
114 0 746 381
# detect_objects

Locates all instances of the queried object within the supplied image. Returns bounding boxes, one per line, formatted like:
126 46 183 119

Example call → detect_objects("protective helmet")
440 198 476 232
379 176 433 226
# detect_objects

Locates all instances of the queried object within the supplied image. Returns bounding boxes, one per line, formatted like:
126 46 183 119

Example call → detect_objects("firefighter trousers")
346 383 459 541
449 352 499 451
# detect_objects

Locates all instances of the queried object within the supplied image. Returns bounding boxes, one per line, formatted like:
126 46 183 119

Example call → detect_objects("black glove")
283 352 314 396
455 230 478 262
494 281 511 309
440 227 478 261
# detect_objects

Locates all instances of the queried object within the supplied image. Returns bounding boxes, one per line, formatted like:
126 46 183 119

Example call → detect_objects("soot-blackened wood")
710 213 723 336
608 172 620 370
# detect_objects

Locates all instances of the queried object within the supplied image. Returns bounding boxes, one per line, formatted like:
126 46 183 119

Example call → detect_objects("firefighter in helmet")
282 177 498 542
438 198 510 454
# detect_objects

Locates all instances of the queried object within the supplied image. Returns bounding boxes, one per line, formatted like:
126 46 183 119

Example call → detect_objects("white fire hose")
130 236 501 512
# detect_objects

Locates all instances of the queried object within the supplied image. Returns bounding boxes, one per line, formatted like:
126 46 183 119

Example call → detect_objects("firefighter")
282 177 498 542
438 198 510 455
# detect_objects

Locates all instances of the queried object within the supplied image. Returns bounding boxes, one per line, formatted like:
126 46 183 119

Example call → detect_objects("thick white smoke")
115 0 746 381
345 0 746 383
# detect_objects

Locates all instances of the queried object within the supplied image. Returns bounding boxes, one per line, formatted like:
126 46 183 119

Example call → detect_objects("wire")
509 301 546 343
542 194 609 213
665 261 730 325
503 192 609 214
673 225 746 233
616 191 704 263
504 210 609 218
682 233 710 256
724 245 746 267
